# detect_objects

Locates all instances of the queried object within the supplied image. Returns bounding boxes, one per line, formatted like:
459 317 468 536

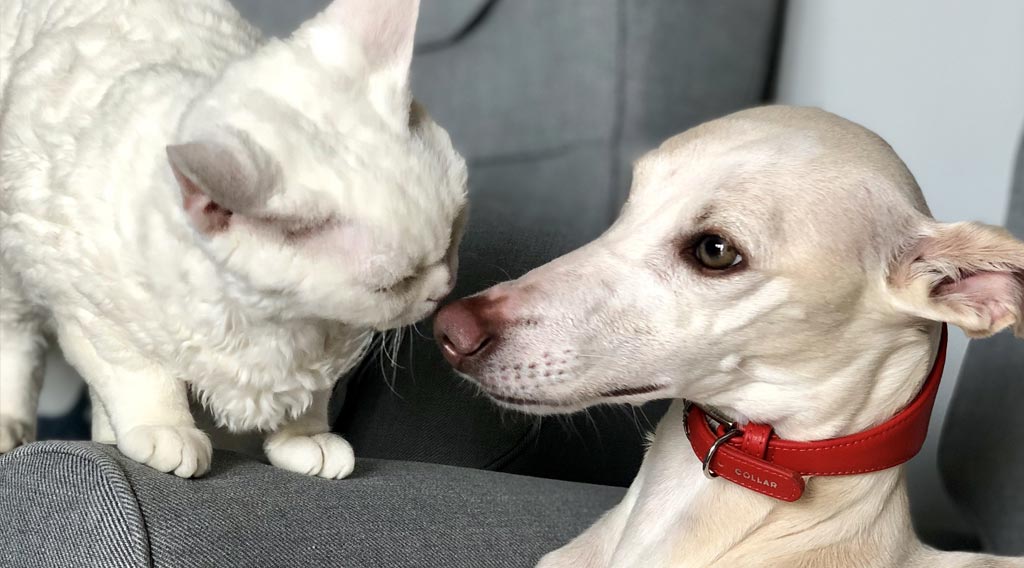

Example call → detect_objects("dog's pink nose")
433 296 503 369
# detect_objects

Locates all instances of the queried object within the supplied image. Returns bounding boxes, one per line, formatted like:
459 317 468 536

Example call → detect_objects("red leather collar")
685 324 948 502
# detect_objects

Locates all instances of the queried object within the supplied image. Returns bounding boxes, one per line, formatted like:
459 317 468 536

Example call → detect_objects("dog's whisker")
574 353 619 360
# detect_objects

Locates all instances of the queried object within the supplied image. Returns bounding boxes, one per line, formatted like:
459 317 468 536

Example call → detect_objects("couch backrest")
332 0 783 486
939 128 1024 555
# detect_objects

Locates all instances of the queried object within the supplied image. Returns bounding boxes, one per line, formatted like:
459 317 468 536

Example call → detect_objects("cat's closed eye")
375 272 419 294
281 217 335 241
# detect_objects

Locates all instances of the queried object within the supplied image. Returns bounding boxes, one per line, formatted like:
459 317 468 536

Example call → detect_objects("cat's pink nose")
434 295 504 370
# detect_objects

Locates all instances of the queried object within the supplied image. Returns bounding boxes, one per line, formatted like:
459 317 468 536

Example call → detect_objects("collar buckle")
683 401 743 479
701 428 742 479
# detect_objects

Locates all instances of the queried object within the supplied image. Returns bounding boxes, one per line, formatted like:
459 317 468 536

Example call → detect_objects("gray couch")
938 130 1024 556
2 1 1020 566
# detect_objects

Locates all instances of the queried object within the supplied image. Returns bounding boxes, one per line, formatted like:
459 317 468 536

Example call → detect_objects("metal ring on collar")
702 429 742 479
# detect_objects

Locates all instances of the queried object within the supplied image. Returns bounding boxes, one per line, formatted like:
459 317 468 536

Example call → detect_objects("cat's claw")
0 416 35 454
118 425 212 478
265 432 355 479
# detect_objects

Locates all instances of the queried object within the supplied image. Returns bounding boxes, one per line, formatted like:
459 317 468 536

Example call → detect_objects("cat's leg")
0 273 47 453
264 388 355 479
57 324 211 477
88 388 115 444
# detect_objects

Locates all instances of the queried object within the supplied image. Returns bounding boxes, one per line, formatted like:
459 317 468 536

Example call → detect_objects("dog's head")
435 106 1024 429
166 0 467 329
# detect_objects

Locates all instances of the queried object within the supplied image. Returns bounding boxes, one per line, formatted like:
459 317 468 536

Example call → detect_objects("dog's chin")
478 384 670 416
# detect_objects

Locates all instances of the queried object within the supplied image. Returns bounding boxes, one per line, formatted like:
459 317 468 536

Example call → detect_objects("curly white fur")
0 0 467 478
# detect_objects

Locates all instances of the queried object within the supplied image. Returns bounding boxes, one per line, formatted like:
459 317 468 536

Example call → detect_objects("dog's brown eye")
694 234 742 270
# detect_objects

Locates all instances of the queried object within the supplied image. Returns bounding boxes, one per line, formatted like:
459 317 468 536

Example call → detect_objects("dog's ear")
887 221 1024 338
166 132 278 235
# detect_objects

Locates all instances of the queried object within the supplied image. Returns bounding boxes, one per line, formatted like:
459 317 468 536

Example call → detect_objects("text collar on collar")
684 324 948 502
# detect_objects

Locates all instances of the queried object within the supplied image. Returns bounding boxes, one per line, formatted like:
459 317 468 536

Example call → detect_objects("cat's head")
167 0 467 330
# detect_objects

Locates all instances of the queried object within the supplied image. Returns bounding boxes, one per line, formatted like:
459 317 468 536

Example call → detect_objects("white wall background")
775 0 1024 542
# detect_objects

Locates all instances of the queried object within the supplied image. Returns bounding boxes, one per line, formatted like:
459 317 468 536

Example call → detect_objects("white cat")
0 0 467 479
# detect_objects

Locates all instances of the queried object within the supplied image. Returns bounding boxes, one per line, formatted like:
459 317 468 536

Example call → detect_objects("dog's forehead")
625 128 819 229
633 106 921 199
619 108 932 269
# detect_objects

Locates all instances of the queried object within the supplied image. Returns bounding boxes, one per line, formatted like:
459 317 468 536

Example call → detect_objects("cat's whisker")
375 331 390 387
412 322 431 340
377 330 399 395
385 328 404 369
488 263 513 281
406 327 417 383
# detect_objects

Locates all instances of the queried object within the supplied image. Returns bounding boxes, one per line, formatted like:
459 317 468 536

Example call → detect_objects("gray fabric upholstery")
1 441 622 568
230 0 494 48
331 0 782 486
0 444 150 568
938 130 1024 556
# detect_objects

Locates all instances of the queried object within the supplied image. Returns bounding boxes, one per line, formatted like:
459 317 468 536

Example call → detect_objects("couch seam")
416 0 503 55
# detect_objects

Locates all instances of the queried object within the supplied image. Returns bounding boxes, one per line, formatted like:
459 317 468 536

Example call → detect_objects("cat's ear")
301 0 419 83
886 221 1024 338
166 133 278 235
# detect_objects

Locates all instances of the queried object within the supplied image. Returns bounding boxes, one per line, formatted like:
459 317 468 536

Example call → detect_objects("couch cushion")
410 0 619 159
229 0 492 47
1 441 623 568
938 132 1024 556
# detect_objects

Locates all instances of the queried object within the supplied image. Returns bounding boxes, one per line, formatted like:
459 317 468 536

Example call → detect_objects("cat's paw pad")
118 425 212 478
265 432 355 479
0 416 35 454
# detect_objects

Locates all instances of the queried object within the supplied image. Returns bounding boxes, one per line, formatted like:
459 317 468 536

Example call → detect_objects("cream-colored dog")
434 106 1024 567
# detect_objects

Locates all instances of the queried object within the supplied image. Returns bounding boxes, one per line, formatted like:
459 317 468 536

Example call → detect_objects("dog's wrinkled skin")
0 0 467 479
435 107 1024 567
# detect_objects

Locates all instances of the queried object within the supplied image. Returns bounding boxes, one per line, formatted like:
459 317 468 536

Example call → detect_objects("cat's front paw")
265 432 355 479
0 416 35 453
118 425 212 478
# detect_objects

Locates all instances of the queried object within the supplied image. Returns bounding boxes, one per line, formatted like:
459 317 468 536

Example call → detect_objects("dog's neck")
700 323 941 441
611 325 943 567
614 403 920 568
